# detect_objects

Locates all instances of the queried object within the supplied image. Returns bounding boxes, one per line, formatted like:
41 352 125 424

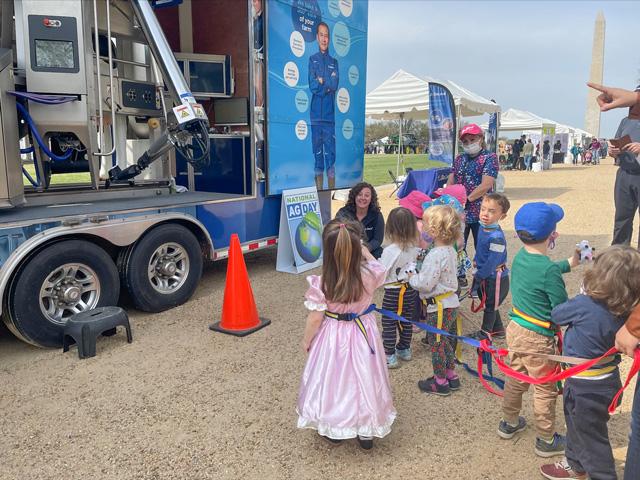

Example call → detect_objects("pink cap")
399 190 432 219
432 184 467 206
459 123 483 139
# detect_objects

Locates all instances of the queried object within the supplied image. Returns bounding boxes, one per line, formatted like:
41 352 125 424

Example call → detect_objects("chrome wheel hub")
39 263 100 324
148 243 189 294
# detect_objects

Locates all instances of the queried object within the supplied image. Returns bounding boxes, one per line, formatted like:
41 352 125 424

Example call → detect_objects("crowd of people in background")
499 135 609 171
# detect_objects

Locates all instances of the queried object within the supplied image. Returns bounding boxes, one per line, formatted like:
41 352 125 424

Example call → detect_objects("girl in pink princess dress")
297 219 396 450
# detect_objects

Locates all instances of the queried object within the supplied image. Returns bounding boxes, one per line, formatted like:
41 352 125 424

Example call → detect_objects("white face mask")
463 142 482 156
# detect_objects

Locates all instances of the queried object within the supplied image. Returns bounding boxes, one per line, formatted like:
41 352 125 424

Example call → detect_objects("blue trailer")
0 0 365 347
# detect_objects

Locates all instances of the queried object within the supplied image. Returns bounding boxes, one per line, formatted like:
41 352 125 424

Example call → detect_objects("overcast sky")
366 0 640 138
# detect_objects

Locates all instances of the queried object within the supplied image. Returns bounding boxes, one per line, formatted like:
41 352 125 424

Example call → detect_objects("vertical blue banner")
265 0 369 195
487 112 498 154
428 83 456 166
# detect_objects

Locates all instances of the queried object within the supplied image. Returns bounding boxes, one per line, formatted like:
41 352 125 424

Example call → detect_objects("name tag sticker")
489 243 506 253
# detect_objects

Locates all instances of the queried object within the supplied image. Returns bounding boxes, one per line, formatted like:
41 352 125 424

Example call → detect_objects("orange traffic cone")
209 234 271 336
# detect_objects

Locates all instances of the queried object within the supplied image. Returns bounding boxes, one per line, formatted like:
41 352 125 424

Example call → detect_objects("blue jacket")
474 226 507 280
309 51 339 124
552 295 623 371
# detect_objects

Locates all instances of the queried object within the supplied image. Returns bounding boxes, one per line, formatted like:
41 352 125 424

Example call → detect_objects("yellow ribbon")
396 284 407 332
423 291 454 343
573 365 617 377
512 307 553 330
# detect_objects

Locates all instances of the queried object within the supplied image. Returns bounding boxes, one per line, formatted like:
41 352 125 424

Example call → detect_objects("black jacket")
335 206 385 258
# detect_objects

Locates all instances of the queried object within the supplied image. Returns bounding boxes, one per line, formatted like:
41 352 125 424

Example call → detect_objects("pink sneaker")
540 459 587 479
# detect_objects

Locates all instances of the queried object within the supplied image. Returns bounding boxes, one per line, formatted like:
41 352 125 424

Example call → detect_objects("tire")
5 240 120 348
121 224 202 313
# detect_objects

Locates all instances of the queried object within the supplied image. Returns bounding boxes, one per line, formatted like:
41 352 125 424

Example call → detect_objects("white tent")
366 70 501 120
366 70 430 120
365 70 501 173
485 108 594 137
490 108 549 131
427 78 501 117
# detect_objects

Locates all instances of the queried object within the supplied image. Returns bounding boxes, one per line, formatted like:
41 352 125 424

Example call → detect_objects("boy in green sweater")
497 202 581 458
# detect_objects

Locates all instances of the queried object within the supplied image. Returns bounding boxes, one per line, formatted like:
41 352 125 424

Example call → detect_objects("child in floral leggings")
409 205 461 396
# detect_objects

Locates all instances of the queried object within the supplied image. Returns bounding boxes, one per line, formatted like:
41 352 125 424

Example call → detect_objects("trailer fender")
0 213 213 317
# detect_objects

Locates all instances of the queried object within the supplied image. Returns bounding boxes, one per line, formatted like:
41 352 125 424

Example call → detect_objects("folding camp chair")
388 170 406 197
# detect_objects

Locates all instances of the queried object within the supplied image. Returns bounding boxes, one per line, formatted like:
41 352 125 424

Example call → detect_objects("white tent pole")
397 113 404 176
454 104 461 158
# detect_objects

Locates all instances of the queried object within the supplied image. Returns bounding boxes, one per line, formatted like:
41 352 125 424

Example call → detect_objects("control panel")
119 80 161 116
28 15 79 73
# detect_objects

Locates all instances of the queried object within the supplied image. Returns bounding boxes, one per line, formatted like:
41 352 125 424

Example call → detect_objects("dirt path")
1 159 637 480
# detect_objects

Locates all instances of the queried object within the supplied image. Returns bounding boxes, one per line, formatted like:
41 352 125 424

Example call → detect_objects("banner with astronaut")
265 0 368 195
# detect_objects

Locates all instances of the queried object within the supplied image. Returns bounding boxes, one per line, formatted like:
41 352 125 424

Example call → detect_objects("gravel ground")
0 158 637 480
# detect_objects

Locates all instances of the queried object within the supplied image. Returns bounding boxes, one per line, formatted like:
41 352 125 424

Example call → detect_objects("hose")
15 102 73 162
22 166 38 187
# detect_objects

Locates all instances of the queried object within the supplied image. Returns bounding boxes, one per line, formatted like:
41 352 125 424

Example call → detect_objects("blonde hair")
583 245 640 317
423 205 460 245
385 207 418 250
321 219 364 304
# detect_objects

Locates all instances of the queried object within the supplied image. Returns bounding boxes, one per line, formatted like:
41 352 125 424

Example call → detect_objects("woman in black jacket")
335 182 385 258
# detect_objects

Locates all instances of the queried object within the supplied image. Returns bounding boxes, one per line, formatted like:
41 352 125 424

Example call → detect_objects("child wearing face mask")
469 193 511 340
498 202 582 459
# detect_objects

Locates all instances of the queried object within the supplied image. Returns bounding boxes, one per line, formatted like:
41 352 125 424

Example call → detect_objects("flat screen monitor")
213 97 248 126
189 61 225 96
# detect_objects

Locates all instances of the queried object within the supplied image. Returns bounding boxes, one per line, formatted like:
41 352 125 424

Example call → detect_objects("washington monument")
584 12 605 137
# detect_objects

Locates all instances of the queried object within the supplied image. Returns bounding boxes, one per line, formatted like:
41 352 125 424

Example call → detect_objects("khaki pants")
502 321 560 439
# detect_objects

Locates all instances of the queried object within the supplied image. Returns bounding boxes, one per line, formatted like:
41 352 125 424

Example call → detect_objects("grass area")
20 153 443 188
22 165 90 187
363 154 447 187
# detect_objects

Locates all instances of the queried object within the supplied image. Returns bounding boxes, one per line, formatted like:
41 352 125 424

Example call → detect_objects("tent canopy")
365 69 501 120
486 108 595 137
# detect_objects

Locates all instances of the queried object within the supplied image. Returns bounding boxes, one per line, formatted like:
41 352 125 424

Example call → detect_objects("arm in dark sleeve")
308 58 324 95
325 58 339 92
475 236 506 279
550 299 574 327
367 212 385 253
544 264 569 310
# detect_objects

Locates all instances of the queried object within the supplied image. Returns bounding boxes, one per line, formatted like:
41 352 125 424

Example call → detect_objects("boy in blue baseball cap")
498 202 582 458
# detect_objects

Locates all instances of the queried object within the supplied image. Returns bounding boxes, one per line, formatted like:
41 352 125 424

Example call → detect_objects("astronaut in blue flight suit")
308 21 339 191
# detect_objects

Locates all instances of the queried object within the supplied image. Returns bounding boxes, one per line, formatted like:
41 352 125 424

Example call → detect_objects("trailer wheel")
122 224 202 313
5 240 120 347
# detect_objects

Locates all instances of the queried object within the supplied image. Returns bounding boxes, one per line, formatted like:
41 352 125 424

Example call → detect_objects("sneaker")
418 377 451 396
386 354 399 369
448 376 461 391
535 433 566 458
497 416 527 439
396 347 412 361
458 277 469 288
357 436 373 450
540 458 587 479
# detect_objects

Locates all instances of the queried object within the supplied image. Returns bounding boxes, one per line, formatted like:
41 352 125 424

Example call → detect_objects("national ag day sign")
276 186 324 274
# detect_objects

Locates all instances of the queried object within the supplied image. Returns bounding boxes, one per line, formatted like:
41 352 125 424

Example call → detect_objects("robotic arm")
108 0 210 184
108 105 210 183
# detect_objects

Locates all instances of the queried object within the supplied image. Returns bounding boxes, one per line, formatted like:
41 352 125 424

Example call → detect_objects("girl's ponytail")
322 220 364 304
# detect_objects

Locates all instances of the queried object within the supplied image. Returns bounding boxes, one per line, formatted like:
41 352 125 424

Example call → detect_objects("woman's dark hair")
345 182 380 213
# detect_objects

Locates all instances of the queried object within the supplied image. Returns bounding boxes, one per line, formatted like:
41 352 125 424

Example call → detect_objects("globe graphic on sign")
295 211 322 263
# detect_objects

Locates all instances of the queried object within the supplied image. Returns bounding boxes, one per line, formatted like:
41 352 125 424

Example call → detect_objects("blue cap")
514 202 564 241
